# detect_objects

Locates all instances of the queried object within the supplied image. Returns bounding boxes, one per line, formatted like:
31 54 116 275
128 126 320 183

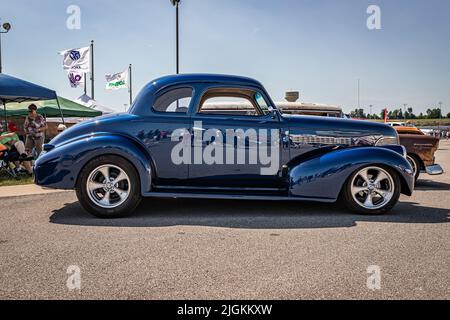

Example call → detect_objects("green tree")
388 111 394 119
404 107 415 119
350 108 366 118
426 108 442 119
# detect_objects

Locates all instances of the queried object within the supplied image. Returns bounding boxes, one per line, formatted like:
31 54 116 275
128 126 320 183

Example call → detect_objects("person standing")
24 104 47 157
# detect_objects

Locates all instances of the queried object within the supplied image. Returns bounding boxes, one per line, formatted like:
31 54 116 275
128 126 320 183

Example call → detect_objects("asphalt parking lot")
0 142 449 300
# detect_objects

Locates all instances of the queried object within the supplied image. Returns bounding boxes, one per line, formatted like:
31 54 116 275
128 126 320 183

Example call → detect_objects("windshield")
254 92 273 115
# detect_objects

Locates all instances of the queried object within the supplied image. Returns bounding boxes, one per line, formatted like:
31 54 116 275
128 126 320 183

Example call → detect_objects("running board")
141 191 336 203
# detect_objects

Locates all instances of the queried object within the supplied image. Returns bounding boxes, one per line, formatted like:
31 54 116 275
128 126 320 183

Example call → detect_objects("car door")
187 86 283 189
140 86 193 186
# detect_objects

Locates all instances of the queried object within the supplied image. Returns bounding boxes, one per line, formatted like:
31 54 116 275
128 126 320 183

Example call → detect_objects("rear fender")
34 133 153 194
288 147 414 201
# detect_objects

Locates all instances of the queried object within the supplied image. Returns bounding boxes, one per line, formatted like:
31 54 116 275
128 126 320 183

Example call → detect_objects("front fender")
34 134 153 194
288 147 414 201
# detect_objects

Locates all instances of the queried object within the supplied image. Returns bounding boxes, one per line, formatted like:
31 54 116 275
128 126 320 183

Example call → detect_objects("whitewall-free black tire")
76 155 142 218
343 165 401 215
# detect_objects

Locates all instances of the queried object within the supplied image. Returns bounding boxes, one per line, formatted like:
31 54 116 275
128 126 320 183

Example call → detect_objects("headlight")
38 144 54 159
375 136 400 146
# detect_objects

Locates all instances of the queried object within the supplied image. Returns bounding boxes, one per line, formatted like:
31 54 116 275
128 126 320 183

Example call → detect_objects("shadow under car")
49 198 449 230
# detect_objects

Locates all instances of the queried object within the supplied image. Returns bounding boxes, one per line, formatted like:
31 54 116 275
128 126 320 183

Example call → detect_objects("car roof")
130 74 270 116
150 73 264 89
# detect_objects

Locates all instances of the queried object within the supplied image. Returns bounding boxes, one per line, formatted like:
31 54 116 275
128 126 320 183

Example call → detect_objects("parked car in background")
277 91 344 117
387 122 409 127
276 102 343 118
395 127 425 135
34 74 414 218
394 127 443 181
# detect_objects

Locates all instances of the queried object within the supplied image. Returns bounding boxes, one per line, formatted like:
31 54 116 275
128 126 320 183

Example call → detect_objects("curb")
0 184 71 199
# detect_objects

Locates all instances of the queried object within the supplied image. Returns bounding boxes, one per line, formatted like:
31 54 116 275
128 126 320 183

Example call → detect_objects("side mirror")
268 106 277 119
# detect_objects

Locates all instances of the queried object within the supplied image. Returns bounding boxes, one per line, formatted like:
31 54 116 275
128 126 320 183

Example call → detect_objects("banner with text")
59 46 91 73
105 69 128 91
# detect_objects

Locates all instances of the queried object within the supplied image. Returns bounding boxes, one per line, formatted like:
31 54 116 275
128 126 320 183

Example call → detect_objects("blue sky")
1 0 449 114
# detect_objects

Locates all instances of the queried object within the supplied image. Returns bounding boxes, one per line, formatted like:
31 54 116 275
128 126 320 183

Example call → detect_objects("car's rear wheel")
343 165 401 215
76 155 142 218
406 154 421 182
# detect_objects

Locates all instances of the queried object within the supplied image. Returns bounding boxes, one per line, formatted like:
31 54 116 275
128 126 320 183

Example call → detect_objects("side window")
153 87 193 113
198 88 267 116
200 97 258 116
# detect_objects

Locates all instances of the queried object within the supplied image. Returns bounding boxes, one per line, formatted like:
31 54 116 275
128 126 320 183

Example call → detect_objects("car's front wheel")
343 165 401 215
76 155 142 218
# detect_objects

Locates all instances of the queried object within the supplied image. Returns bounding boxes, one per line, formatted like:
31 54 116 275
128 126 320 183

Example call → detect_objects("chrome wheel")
86 164 131 209
406 155 418 178
351 166 395 210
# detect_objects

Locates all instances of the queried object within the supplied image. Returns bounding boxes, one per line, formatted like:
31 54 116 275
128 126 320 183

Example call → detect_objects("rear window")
153 87 193 113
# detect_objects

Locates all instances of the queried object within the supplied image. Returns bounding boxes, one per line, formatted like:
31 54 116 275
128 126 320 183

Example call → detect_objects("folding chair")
0 145 32 180
0 148 18 179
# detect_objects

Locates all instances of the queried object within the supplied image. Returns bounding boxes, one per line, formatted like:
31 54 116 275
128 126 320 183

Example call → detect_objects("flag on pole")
105 69 128 91
59 47 91 73
67 70 85 88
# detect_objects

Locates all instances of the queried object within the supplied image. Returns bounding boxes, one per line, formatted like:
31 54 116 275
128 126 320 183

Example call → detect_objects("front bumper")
425 164 444 175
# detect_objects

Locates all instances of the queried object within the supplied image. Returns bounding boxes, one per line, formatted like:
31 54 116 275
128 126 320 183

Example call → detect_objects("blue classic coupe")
35 74 414 218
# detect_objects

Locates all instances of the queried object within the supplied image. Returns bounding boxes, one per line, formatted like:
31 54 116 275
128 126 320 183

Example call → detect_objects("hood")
283 114 399 147
283 114 396 136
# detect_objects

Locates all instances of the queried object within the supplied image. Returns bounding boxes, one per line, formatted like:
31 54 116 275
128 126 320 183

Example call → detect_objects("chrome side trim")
142 191 336 203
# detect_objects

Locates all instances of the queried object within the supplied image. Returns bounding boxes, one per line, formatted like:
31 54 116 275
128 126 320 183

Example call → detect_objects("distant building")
277 91 343 117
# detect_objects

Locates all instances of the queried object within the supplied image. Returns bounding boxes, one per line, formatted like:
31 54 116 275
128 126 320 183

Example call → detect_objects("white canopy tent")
76 94 116 115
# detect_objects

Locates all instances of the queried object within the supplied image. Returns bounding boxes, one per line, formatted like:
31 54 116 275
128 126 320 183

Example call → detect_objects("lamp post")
357 79 360 110
0 22 12 74
438 101 443 130
171 0 181 74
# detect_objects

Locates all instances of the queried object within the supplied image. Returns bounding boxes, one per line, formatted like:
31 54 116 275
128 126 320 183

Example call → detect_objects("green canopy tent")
4 96 103 118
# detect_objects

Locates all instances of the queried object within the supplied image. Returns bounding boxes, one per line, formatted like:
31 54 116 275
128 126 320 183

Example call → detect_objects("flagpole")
176 1 179 74
90 40 94 99
129 64 133 106
84 73 87 95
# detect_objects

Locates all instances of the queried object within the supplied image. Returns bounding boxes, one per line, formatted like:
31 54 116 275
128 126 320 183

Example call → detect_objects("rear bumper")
425 164 444 175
